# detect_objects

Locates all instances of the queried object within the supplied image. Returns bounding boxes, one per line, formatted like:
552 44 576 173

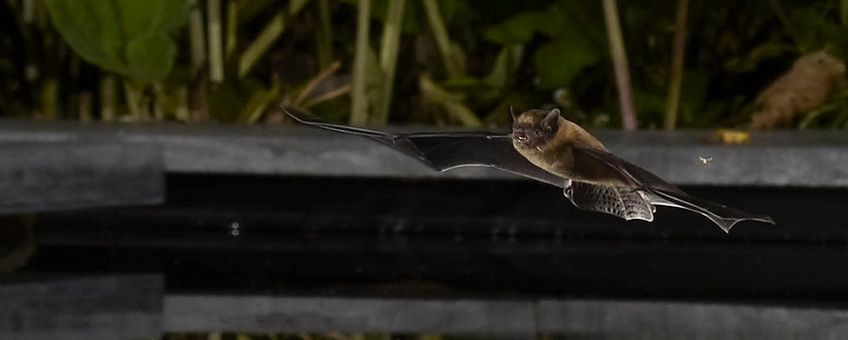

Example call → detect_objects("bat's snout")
514 131 528 142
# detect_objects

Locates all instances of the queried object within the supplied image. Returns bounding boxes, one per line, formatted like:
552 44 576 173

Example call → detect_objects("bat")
282 105 774 233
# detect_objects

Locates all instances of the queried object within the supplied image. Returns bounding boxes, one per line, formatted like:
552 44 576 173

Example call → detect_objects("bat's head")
511 107 561 149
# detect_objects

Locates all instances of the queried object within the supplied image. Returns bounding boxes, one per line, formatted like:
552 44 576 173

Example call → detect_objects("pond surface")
21 174 848 305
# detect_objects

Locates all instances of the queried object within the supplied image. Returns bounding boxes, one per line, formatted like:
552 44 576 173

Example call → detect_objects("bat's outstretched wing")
282 105 566 187
571 145 775 232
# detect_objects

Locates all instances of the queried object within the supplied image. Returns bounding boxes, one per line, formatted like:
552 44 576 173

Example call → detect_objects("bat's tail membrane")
564 181 655 222
647 189 775 233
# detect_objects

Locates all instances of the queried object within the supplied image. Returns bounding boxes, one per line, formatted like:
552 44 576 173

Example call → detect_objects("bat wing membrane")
282 105 566 187
572 145 775 232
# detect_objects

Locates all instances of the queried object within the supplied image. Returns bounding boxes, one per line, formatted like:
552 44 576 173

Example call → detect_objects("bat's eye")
534 129 543 136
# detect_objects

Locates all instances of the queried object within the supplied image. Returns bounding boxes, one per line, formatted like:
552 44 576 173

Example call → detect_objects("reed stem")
350 0 371 125
374 0 406 124
664 0 688 130
602 0 638 131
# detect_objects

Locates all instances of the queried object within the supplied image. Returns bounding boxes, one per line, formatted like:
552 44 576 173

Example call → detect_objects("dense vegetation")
1 0 847 129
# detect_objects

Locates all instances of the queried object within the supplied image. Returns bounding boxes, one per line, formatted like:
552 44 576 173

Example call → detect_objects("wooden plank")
0 275 163 340
164 295 535 337
0 121 843 186
0 142 163 214
162 295 848 339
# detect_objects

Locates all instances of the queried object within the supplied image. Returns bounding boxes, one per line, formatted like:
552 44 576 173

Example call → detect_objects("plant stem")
225 0 239 60
23 0 35 23
152 83 165 121
295 61 341 105
602 0 638 131
123 80 145 120
238 0 310 78
288 0 310 15
207 0 225 83
374 0 405 124
40 78 57 120
175 85 190 122
189 0 210 122
842 0 848 26
238 77 282 124
100 74 116 121
422 0 461 77
191 79 209 121
419 74 482 127
664 0 688 130
78 91 92 121
188 0 207 76
302 84 351 108
240 11 283 78
350 0 371 125
316 0 334 68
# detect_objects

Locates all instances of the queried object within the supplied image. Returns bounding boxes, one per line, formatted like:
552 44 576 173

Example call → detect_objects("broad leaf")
45 0 186 83
44 0 125 73
534 32 600 89
126 34 177 82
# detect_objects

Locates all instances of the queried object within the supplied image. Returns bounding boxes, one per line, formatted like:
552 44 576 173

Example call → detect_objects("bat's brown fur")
513 109 628 186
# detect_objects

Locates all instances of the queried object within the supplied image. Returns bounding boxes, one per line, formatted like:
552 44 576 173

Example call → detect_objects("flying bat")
282 105 774 233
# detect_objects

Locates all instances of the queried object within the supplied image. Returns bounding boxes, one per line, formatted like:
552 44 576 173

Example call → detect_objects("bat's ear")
542 108 561 130
509 106 518 121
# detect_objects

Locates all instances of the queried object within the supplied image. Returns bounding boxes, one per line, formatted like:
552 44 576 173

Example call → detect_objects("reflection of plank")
0 275 163 340
538 300 848 339
164 295 536 337
0 142 163 214
5 278 846 339
163 295 848 339
0 216 36 273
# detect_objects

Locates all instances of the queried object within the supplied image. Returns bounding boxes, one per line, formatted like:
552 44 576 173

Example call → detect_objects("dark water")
23 174 848 305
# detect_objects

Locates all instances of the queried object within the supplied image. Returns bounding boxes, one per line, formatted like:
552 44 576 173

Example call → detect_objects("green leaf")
125 34 177 82
483 12 547 44
482 6 571 45
114 0 187 38
553 0 606 46
44 0 186 84
790 7 841 50
484 44 523 89
436 0 474 26
533 33 599 89
44 0 126 74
